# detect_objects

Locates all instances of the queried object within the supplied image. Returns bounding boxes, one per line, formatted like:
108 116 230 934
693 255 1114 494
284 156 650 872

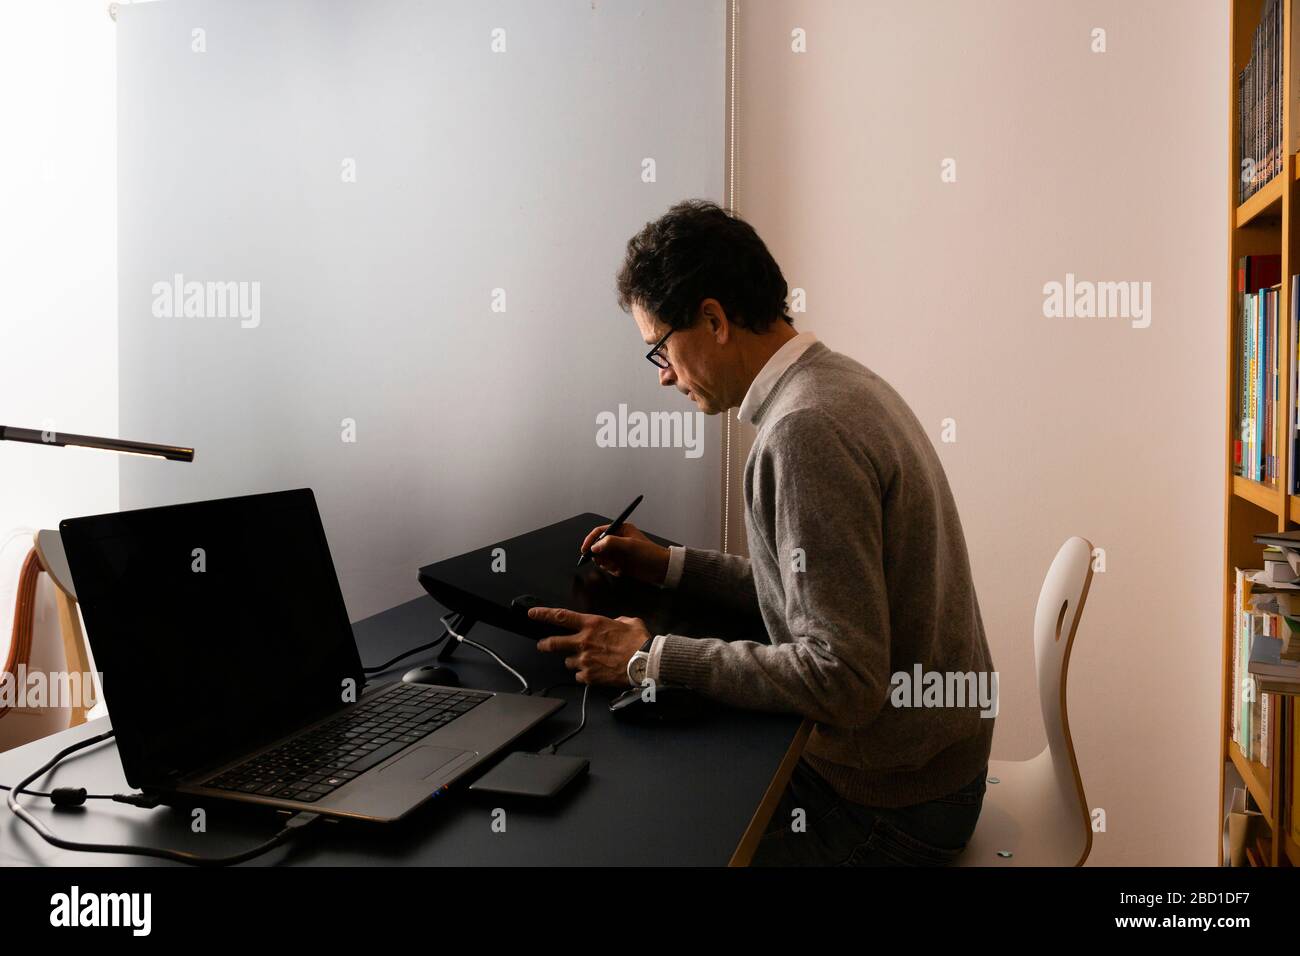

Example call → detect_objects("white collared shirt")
735 330 819 426
660 329 818 589
641 330 819 684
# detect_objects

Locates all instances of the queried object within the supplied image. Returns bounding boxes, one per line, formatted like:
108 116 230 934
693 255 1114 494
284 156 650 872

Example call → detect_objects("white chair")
955 536 1095 867
0 528 100 753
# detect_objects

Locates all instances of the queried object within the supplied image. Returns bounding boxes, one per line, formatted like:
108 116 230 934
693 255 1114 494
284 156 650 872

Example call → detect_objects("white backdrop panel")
116 0 724 620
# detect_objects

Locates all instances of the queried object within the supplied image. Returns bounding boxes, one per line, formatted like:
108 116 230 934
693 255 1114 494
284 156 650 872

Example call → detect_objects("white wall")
733 0 1226 864
0 2 118 647
2 0 1229 866
113 0 725 621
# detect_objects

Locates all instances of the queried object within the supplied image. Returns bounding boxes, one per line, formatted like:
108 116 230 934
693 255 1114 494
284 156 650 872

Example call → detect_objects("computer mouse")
402 664 461 687
609 684 705 722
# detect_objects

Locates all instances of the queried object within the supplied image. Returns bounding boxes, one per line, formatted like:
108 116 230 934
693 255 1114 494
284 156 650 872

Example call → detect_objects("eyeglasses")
645 328 675 369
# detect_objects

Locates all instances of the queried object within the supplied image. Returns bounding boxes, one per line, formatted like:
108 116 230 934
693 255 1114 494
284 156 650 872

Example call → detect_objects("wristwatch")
626 636 655 686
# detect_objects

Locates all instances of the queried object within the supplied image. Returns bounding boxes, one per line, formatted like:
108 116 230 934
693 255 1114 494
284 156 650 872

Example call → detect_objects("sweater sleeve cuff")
662 546 686 588
646 634 669 683
655 634 713 689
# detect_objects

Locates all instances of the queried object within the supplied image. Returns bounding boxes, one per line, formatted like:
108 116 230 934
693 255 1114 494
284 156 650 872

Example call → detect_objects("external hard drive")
467 752 590 799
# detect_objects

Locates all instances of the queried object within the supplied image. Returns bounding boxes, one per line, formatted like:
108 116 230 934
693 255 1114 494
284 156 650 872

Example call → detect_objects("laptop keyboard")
201 682 492 803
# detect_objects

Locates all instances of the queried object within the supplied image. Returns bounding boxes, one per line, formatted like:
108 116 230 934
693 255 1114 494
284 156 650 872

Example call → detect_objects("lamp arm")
0 425 193 462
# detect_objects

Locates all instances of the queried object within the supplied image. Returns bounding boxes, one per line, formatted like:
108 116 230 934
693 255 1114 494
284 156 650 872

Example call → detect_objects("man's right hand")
580 521 670 585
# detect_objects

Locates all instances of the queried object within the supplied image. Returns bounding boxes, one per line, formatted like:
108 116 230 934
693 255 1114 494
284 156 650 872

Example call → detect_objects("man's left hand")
530 606 651 686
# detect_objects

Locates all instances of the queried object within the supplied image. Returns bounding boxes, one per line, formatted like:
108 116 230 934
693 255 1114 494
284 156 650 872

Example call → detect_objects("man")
531 199 995 866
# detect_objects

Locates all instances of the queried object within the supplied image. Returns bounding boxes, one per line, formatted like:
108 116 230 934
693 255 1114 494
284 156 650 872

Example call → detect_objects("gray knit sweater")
658 342 995 807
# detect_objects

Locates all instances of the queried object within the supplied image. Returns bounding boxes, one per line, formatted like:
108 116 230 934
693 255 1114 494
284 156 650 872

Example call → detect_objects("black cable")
6 729 322 866
1 731 171 808
361 613 461 674
0 780 164 809
0 782 116 802
540 683 590 754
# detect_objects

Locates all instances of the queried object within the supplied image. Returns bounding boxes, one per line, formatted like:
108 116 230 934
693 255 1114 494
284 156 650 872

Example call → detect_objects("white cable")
723 0 738 554
440 614 529 694
729 0 737 214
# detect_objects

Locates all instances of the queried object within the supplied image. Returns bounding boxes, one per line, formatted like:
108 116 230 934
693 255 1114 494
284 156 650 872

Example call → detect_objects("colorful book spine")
1235 266 1282 485
1292 275 1298 494
1263 290 1269 481
1252 292 1260 479
1268 289 1275 481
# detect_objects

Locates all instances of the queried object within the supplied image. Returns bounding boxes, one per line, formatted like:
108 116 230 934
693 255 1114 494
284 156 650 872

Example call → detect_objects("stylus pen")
577 494 644 567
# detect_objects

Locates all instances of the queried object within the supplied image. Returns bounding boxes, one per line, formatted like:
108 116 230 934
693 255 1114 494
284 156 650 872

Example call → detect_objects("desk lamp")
0 425 193 462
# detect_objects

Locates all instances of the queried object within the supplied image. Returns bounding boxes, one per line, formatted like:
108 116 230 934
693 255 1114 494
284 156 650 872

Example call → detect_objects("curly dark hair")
615 199 793 333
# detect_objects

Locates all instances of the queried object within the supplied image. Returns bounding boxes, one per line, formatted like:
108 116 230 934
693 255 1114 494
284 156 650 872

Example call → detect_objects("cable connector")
112 792 163 809
282 811 322 831
49 787 88 808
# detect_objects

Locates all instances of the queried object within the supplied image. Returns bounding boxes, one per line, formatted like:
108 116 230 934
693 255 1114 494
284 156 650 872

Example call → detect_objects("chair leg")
53 588 94 726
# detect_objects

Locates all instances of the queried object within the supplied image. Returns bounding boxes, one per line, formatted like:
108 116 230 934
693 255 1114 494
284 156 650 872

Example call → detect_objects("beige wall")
731 0 1227 864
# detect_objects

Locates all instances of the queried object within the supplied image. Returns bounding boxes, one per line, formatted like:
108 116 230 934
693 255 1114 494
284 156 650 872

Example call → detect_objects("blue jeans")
750 759 987 866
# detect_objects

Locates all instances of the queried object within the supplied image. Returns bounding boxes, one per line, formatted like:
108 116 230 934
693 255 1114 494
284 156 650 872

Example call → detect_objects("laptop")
59 488 562 823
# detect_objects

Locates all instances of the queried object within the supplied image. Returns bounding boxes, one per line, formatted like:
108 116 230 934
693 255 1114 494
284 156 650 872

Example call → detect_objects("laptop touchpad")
379 745 473 780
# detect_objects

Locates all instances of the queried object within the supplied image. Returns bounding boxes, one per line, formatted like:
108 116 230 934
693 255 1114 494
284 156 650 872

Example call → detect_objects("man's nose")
659 365 676 387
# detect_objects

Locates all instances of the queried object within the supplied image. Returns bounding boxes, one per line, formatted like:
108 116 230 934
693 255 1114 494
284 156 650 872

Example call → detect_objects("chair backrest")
0 530 98 752
1032 535 1095 866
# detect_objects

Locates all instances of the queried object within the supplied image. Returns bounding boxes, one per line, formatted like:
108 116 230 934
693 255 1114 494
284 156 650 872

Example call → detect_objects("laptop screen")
60 489 364 789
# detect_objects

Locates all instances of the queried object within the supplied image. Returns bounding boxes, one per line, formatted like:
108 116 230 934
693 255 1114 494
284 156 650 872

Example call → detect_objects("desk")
0 595 808 866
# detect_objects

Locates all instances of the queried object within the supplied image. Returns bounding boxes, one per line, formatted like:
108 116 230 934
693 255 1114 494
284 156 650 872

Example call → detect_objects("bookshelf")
1224 0 1299 868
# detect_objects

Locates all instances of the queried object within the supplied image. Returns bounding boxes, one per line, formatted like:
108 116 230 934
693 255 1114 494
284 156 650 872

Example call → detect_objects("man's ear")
701 298 731 345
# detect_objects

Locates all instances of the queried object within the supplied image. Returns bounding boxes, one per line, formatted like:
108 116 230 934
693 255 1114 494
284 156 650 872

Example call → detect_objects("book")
1240 0 1285 202
1292 274 1298 493
1249 634 1300 688
1234 568 1245 748
1234 567 1276 765
1282 615 1300 662
1237 280 1281 481
1253 529 1300 548
1293 708 1300 848
1263 556 1299 585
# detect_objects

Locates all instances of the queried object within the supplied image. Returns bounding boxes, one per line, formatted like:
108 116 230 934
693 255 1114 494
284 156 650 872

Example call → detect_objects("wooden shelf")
1233 475 1282 514
1224 0 1298 868
1238 172 1286 226
1247 828 1274 865
1229 740 1274 823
